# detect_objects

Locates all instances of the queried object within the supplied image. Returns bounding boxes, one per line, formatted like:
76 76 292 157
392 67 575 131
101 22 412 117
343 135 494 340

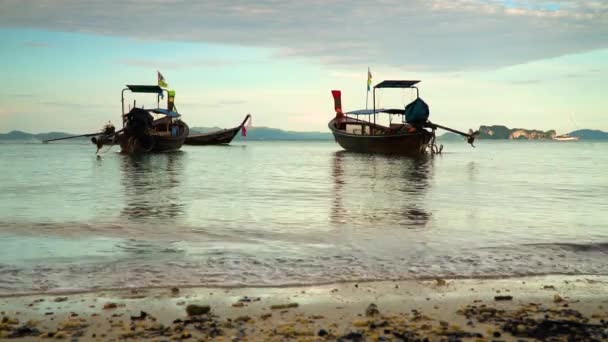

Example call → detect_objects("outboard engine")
91 122 117 150
125 107 153 135
123 108 155 152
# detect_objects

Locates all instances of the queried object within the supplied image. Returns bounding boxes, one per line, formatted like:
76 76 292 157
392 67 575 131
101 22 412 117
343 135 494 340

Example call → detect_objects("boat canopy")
149 108 180 118
126 85 164 93
346 108 405 115
374 80 420 88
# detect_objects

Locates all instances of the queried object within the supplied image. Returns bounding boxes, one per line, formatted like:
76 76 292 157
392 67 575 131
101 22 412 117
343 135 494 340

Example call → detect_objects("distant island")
439 125 608 141
2 125 607 142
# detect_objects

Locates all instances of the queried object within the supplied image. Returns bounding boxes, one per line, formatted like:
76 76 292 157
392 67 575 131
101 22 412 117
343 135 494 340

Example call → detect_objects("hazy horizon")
1 123 606 136
1 0 606 135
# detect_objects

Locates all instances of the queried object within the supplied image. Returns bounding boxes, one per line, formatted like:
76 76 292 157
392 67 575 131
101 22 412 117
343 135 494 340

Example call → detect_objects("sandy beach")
1 275 607 341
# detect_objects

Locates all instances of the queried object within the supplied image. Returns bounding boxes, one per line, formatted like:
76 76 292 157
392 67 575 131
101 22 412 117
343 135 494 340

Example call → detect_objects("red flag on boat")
331 90 343 118
241 115 252 137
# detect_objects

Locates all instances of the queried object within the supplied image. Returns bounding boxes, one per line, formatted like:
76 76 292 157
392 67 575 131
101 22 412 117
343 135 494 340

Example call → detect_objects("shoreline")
1 275 607 340
1 272 606 299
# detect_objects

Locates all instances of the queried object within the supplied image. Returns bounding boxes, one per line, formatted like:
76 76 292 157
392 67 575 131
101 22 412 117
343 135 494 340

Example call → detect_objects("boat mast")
365 85 369 111
121 88 127 128
372 84 376 132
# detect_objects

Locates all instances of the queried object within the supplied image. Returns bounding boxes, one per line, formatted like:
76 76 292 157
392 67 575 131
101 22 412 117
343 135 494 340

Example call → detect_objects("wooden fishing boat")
184 114 251 146
553 134 580 141
43 84 189 154
328 115 433 155
93 85 189 153
329 80 477 155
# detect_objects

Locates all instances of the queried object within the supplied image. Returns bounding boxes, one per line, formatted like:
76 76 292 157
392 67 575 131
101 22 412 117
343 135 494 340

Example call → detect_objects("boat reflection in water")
331 151 433 229
120 152 185 221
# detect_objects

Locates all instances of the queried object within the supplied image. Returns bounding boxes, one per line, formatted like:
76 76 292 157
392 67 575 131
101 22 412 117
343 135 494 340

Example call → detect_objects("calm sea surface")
0 140 607 295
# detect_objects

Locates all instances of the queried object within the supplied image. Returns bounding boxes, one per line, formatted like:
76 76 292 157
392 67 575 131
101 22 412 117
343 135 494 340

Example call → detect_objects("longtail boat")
184 114 251 146
329 80 477 155
44 85 189 154
553 134 580 141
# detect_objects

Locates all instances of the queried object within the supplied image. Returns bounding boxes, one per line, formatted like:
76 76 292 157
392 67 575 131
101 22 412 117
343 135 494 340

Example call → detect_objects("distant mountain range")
190 126 333 141
2 126 606 142
0 127 334 142
0 130 89 142
568 129 608 140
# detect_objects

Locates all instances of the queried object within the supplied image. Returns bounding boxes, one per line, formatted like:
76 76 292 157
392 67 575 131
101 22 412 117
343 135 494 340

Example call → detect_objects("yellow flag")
157 71 168 88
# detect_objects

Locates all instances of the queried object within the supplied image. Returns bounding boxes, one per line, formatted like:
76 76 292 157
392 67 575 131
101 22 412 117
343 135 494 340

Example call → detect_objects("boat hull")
328 118 432 155
553 137 580 141
184 114 251 146
184 126 240 145
118 121 189 154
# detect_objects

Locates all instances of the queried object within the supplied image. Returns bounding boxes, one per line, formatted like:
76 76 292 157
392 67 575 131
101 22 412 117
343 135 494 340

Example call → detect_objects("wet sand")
1 275 607 341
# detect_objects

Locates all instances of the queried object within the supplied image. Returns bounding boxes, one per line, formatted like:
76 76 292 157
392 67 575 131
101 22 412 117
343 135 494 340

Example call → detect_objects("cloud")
36 101 114 109
0 106 28 119
22 41 54 48
1 93 38 98
117 58 254 69
504 79 542 85
180 99 247 108
1 0 607 71
217 100 247 105
498 67 599 84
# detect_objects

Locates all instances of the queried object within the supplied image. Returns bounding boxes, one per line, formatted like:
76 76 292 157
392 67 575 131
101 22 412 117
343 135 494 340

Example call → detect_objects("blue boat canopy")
149 108 180 118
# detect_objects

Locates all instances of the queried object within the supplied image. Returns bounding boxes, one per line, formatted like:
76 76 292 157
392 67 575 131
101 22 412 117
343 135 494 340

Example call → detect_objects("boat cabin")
121 85 185 138
332 80 429 136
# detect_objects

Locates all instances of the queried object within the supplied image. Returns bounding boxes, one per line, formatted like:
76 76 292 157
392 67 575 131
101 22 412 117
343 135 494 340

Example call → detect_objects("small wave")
1 245 607 296
522 242 608 253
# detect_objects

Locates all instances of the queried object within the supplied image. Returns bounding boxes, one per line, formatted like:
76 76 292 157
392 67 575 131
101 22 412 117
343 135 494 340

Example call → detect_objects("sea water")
0 140 606 294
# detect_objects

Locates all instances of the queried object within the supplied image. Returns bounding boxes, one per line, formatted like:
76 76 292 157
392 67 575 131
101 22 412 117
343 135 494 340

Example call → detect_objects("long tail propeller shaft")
43 125 117 144
42 132 103 143
426 122 479 147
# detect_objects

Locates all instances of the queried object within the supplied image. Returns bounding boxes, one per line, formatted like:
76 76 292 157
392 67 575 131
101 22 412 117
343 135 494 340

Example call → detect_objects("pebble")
235 315 251 323
365 303 380 317
270 303 298 310
185 304 210 316
103 303 117 310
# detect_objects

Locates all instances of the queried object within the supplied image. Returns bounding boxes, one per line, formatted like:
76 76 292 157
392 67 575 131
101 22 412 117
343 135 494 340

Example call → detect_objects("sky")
0 0 606 134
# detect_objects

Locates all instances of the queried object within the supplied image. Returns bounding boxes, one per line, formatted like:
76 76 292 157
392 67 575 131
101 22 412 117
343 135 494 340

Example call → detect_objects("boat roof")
375 80 420 88
126 85 164 93
346 108 405 115
149 108 180 118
